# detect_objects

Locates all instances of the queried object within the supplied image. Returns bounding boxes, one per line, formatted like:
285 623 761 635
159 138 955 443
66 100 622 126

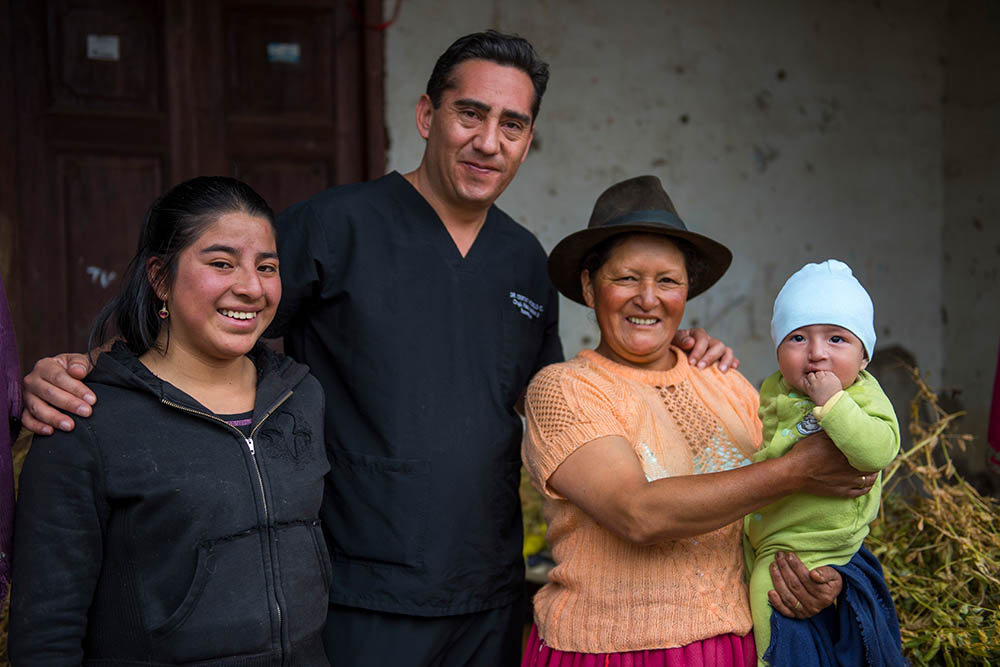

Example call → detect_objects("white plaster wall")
942 1 1000 481
385 0 946 392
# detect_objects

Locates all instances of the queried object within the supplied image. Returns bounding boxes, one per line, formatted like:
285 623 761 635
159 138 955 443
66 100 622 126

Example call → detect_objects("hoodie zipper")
160 388 294 652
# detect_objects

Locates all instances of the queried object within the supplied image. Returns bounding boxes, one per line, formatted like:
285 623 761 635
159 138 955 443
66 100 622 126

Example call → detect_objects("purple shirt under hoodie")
0 274 20 601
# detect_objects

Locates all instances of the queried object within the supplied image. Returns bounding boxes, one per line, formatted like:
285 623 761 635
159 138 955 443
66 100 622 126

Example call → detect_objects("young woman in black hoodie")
11 177 331 665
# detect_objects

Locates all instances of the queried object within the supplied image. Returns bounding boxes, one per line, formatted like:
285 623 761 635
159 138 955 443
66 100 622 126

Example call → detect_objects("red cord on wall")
348 0 403 31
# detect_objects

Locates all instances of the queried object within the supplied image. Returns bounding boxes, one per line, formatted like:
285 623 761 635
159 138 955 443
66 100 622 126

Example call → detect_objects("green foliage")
520 466 547 557
867 370 1000 666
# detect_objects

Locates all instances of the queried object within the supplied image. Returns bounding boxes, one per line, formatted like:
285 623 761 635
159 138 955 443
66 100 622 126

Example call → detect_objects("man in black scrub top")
270 32 562 665
21 31 733 666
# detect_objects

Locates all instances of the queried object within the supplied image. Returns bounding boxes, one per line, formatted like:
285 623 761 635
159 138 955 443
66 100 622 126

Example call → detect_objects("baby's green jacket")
745 369 901 570
744 369 901 664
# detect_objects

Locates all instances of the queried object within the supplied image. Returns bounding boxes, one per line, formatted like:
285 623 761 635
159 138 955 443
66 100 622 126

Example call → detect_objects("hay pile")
867 369 1000 666
520 465 547 559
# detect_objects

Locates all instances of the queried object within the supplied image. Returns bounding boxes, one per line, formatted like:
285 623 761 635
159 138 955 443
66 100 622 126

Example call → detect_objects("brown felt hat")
547 175 733 305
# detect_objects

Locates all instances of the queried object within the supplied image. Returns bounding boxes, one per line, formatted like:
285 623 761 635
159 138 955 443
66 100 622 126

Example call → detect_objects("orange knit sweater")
522 348 763 653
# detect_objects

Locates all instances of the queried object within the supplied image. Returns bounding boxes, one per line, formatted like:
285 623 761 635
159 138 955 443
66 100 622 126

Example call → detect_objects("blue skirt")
763 545 909 666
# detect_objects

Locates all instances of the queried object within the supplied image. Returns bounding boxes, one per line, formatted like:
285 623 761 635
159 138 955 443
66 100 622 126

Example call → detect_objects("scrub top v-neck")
270 171 563 616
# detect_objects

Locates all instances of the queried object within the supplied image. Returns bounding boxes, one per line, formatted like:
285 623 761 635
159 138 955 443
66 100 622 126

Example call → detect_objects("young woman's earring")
158 299 170 319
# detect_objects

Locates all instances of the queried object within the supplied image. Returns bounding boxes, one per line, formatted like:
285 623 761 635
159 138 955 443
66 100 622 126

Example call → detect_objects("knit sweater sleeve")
9 421 108 663
523 363 626 500
818 370 900 472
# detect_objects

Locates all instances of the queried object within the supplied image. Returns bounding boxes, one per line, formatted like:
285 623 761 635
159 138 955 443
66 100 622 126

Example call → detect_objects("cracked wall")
384 0 998 482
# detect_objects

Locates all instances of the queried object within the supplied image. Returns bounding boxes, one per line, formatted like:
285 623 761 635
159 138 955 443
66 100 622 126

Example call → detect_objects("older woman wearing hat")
520 176 876 666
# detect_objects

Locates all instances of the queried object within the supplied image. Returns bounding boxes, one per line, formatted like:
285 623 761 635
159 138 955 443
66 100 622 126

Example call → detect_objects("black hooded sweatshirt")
11 343 330 666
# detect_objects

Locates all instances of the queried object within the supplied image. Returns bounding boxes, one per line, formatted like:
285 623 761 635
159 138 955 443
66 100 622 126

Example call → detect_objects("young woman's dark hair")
89 176 275 357
425 30 550 121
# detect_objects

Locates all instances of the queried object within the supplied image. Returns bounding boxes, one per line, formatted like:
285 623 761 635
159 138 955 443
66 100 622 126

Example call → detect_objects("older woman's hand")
673 328 739 372
768 551 843 618
786 432 878 498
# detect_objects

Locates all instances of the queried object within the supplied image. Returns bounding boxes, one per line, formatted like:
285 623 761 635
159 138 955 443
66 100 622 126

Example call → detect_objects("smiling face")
582 234 689 372
776 324 868 393
155 211 280 364
415 58 535 213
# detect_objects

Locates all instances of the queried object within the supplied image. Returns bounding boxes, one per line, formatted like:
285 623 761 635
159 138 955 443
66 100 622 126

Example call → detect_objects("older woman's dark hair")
89 176 275 357
581 233 710 296
425 30 550 122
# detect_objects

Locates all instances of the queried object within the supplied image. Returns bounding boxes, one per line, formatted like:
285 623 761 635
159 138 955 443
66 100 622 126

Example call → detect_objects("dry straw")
867 369 1000 665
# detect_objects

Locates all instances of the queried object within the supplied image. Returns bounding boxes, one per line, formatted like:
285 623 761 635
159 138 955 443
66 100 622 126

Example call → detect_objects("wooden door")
8 0 384 368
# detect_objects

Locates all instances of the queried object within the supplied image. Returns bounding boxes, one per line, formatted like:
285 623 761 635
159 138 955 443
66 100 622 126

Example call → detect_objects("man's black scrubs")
269 172 563 665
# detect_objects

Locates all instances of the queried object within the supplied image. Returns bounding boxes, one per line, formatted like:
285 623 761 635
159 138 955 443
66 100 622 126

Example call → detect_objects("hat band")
597 209 687 231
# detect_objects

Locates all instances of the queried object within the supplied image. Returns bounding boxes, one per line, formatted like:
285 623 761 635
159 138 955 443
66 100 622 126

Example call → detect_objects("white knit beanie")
770 259 876 360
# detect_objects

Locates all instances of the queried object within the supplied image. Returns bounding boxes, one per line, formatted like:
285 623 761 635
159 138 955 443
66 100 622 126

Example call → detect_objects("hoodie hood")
89 341 311 416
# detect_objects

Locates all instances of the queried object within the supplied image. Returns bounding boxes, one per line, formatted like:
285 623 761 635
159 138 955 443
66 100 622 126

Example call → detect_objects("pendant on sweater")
639 442 670 482
796 412 823 436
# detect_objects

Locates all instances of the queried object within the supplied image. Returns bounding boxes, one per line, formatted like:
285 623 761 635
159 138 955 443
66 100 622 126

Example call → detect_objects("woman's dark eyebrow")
200 244 237 255
200 245 278 261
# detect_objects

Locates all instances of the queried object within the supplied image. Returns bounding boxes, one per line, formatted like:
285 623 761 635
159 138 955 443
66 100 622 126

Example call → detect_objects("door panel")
234 159 330 216
50 2 162 112
224 8 333 119
61 154 162 346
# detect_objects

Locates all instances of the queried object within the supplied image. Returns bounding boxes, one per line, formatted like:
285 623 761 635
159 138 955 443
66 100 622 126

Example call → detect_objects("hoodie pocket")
150 530 271 661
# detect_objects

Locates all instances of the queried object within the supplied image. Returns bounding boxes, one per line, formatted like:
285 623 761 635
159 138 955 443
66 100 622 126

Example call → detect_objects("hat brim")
547 222 733 305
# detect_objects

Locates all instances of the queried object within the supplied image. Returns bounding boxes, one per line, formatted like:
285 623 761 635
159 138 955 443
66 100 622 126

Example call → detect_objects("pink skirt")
521 625 756 667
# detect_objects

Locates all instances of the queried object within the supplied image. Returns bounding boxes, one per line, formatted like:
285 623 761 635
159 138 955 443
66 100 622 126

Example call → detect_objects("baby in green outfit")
744 259 901 665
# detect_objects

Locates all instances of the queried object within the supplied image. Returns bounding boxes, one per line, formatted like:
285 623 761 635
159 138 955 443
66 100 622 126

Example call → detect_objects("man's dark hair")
426 30 550 122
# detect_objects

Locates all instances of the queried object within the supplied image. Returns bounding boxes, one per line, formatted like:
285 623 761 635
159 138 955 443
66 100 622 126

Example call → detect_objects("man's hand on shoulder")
22 353 96 435
673 327 739 372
